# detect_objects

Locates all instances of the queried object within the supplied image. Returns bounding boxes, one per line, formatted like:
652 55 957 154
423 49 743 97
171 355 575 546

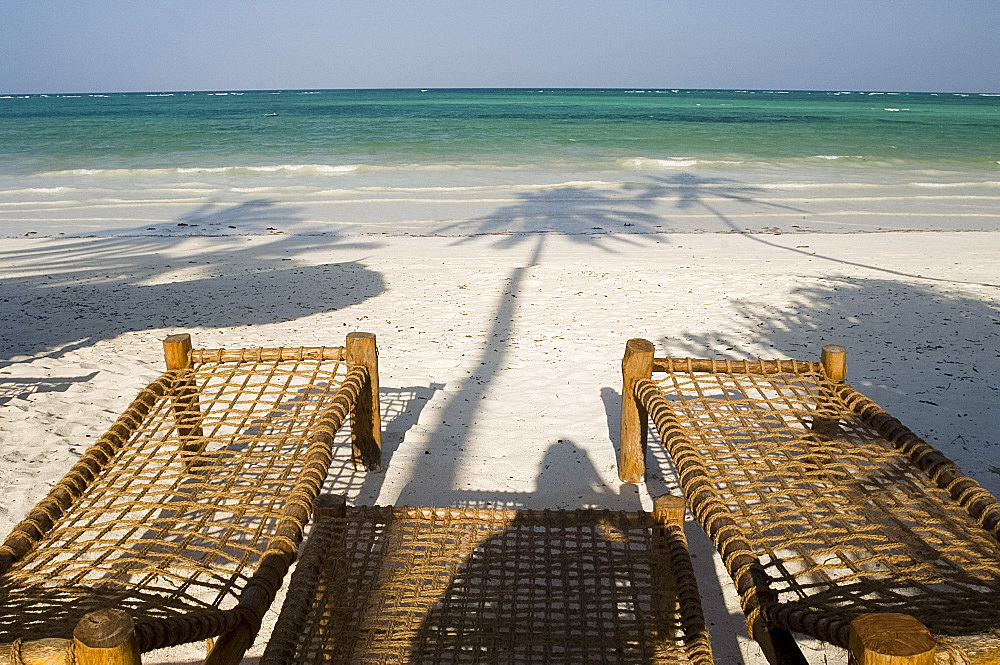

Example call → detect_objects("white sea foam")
912 181 1000 188
0 200 81 207
315 180 618 196
248 164 361 174
174 167 229 174
812 155 866 160
99 197 204 204
620 157 699 169
58 169 105 175
149 187 218 194
756 182 883 190
774 195 1000 203
0 187 73 195
40 164 365 177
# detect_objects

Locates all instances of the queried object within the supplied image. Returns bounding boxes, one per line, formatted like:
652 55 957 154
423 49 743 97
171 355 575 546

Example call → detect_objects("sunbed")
619 338 1000 665
0 332 381 665
259 494 714 665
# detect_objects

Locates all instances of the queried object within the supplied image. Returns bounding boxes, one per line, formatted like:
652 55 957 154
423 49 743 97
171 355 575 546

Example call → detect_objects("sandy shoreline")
1 229 998 663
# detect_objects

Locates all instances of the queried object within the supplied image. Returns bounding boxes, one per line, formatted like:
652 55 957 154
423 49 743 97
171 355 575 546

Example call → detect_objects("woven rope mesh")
640 360 1000 649
322 384 439 500
262 505 713 665
0 348 356 645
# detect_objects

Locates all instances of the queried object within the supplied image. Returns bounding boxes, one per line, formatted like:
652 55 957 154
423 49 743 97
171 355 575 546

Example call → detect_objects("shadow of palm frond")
435 184 669 252
0 372 99 405
647 173 999 288
0 199 387 364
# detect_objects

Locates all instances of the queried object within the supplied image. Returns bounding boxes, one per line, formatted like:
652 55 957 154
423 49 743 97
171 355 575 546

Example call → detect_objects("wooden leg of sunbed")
652 494 686 632
811 344 847 439
346 332 382 471
619 338 654 483
821 344 847 382
203 623 254 665
314 492 348 518
848 613 935 665
0 637 75 665
73 609 141 665
653 494 686 525
751 617 809 665
163 333 206 466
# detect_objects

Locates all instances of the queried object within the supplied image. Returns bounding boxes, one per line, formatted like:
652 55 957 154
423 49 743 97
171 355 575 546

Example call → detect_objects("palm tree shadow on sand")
436 184 666 250
263 440 713 665
397 184 669 505
653 275 999 492
341 185 704 665
632 274 1000 662
0 199 386 366
646 173 999 288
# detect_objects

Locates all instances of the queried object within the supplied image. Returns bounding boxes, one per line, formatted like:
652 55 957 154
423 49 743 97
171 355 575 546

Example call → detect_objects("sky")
2 1 998 94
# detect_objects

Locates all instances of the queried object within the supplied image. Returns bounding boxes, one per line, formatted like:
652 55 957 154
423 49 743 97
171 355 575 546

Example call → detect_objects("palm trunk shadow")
397 235 544 503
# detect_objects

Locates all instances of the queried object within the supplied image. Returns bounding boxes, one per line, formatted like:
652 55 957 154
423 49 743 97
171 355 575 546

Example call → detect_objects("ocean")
1 88 998 236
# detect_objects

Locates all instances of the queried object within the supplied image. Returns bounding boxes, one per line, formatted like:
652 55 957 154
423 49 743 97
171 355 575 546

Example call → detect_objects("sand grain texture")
1 231 998 664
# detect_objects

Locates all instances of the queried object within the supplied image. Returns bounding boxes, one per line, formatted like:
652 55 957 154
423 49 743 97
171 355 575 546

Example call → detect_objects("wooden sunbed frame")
0 332 381 665
619 338 1000 665
259 494 715 665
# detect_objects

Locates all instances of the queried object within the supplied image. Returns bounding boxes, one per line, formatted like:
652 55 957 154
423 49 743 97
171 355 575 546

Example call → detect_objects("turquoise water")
2 88 999 175
2 89 998 237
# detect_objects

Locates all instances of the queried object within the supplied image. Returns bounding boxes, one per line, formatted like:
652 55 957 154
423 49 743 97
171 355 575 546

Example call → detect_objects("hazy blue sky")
2 1 998 93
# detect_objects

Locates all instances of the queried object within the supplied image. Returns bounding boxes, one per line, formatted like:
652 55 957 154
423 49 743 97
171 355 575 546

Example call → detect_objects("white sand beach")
5 0 1000 654
1 223 998 663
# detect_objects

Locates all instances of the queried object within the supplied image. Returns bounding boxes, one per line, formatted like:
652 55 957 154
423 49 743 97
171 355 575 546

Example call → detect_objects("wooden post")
162 333 193 372
652 494 685 526
72 609 141 665
750 618 810 665
821 344 847 382
651 494 685 640
619 338 654 483
345 332 381 471
313 492 348 519
0 638 75 665
163 333 206 464
812 344 847 441
848 613 935 665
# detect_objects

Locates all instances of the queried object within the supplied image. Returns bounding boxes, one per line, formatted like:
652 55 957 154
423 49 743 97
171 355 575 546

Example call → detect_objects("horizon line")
4 86 999 97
